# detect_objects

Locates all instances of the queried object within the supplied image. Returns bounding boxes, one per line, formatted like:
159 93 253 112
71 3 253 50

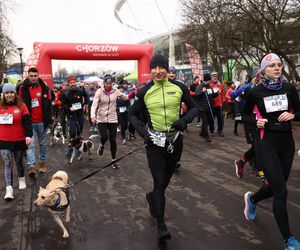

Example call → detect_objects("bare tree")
0 0 16 83
181 0 300 81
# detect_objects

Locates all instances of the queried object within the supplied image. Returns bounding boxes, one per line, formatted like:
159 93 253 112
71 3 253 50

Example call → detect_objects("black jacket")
61 88 88 116
19 78 52 129
194 82 218 111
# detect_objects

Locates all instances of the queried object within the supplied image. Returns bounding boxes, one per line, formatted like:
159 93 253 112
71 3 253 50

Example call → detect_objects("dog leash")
64 143 147 189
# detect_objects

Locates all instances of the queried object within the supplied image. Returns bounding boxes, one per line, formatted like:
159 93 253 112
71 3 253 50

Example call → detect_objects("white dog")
69 134 99 164
50 122 65 146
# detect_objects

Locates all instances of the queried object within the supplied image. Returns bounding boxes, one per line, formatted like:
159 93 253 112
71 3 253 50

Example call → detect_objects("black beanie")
150 54 169 70
203 74 211 82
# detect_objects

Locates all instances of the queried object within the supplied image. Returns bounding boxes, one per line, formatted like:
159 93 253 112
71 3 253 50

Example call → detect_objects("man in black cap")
129 54 200 241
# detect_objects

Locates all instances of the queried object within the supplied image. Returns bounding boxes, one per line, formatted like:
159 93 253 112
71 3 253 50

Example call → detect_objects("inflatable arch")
23 42 154 88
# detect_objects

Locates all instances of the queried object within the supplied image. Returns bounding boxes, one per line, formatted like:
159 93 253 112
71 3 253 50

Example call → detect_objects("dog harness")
49 188 70 212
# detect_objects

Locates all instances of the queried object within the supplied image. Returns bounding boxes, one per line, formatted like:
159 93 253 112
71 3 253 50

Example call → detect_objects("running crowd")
0 52 299 249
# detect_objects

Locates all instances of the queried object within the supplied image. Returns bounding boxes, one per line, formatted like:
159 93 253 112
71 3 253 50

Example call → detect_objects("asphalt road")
0 119 299 250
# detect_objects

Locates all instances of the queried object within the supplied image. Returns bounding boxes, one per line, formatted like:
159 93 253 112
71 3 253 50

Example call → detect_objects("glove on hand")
25 137 32 145
143 133 152 145
171 117 187 131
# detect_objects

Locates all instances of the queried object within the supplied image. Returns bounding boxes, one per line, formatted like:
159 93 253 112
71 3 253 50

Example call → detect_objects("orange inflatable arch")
24 42 154 88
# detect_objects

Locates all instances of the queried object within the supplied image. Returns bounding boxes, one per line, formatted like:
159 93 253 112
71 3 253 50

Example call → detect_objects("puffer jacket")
91 86 127 123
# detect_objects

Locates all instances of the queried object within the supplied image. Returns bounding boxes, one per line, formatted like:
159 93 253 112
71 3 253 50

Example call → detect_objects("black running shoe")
111 161 119 169
97 144 104 156
157 223 171 241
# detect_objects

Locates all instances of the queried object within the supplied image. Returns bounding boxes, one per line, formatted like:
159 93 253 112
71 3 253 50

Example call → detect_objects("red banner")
185 43 203 80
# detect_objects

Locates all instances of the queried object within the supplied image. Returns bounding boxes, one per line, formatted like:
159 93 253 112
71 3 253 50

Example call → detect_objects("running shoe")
235 160 245 179
244 191 256 220
284 236 300 250
97 144 104 156
111 161 119 169
157 223 171 241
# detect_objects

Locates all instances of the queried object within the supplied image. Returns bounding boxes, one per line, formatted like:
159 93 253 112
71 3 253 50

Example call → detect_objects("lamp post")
17 47 24 76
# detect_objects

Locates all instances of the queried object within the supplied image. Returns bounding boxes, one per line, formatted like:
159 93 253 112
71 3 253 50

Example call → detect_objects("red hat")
67 76 76 83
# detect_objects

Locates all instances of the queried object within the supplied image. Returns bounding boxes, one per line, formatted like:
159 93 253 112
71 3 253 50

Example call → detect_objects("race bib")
72 102 82 110
149 130 166 147
119 107 127 113
0 114 13 124
235 115 242 121
263 94 288 113
213 87 219 93
207 89 212 95
31 98 39 108
89 96 94 101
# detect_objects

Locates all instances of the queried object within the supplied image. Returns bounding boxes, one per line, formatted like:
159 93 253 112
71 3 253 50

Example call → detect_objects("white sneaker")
18 177 26 190
4 185 14 200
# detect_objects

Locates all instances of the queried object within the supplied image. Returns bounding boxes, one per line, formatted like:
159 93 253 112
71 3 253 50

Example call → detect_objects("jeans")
68 112 84 139
26 122 48 166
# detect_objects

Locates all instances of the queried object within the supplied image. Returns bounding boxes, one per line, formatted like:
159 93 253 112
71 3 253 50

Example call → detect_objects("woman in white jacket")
91 75 128 169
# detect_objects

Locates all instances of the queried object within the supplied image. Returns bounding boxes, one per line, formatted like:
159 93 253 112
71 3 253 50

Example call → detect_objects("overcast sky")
6 0 182 74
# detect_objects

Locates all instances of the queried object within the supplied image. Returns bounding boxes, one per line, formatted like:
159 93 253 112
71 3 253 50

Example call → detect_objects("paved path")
0 119 299 250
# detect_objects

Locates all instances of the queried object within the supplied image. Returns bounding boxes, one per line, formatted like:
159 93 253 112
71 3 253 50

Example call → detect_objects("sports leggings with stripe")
1 149 26 186
252 138 295 240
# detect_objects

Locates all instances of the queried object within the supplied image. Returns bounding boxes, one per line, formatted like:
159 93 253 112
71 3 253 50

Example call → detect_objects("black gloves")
171 117 187 131
143 133 152 145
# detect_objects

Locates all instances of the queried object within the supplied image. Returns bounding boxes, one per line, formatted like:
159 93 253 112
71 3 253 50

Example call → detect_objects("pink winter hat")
260 53 281 72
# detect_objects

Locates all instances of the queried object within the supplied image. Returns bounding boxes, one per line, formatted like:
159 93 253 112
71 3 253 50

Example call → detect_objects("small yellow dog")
34 171 70 238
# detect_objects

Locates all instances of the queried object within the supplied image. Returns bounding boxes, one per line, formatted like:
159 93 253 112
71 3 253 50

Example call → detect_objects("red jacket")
209 81 225 107
225 88 235 103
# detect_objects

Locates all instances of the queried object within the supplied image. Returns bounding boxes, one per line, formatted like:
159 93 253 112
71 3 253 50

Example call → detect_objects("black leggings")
244 145 255 162
118 112 128 140
146 136 183 224
252 138 295 240
98 123 118 159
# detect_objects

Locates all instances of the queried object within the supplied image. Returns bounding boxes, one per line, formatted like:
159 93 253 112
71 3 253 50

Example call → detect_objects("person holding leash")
61 76 88 160
129 54 199 241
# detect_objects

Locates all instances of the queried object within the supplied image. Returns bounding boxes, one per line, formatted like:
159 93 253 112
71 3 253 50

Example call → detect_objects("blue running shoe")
244 191 256 220
284 236 300 250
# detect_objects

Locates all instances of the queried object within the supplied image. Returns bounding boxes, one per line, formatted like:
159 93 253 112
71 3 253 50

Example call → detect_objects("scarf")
258 75 283 91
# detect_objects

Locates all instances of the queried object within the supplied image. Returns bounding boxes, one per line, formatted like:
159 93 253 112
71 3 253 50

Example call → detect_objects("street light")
17 47 24 76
